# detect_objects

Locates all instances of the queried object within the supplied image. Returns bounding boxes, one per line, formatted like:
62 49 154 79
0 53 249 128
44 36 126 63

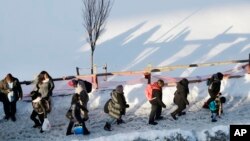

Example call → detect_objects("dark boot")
104 122 112 131
148 121 158 125
83 129 90 135
178 112 186 116
33 123 42 128
155 116 164 120
117 119 125 125
171 113 177 120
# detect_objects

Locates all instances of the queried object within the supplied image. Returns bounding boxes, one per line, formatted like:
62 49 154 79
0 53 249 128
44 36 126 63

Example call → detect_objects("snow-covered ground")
1 73 250 141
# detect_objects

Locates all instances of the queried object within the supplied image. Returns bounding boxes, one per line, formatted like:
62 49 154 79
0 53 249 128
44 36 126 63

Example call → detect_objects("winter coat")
208 75 221 98
209 96 222 114
71 99 89 122
71 91 89 119
36 79 54 100
107 90 127 119
173 79 189 106
149 83 166 107
0 77 23 101
32 97 47 117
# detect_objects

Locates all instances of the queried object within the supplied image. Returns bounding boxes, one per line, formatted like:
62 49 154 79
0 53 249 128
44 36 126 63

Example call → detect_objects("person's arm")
15 79 23 100
153 90 166 108
77 102 88 112
49 80 54 96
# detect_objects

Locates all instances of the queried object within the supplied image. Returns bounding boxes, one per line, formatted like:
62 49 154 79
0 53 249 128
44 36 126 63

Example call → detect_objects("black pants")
30 110 44 126
0 93 10 118
149 104 162 123
9 101 17 117
172 103 186 116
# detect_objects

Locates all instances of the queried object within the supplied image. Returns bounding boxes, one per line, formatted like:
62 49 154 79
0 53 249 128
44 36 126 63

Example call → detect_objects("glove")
126 104 129 108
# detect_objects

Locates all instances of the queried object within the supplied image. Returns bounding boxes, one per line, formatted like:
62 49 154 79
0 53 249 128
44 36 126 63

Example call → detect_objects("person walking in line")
103 85 129 131
171 78 189 120
146 79 166 125
66 93 90 135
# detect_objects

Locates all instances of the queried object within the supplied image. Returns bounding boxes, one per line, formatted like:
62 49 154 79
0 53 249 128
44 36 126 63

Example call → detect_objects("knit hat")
216 72 223 80
116 85 123 93
68 80 78 87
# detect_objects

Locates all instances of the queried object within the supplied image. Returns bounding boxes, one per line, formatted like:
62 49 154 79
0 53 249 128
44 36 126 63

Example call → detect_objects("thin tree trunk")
91 50 94 74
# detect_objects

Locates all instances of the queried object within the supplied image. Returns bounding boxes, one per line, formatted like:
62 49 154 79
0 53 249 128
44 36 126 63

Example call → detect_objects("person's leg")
30 110 41 127
80 120 90 135
211 112 217 122
177 104 186 116
66 121 74 135
38 113 45 133
155 105 163 120
149 104 158 125
10 101 17 121
104 116 116 131
2 95 10 119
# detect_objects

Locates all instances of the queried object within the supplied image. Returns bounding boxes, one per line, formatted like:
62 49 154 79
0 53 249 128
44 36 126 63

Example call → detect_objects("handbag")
42 118 51 131
66 106 73 120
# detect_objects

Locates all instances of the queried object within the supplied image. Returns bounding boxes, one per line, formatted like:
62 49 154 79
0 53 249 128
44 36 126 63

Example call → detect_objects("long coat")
173 79 189 107
107 90 127 119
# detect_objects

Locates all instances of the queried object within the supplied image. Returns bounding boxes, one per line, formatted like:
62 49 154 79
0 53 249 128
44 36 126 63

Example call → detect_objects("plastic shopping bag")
42 118 51 131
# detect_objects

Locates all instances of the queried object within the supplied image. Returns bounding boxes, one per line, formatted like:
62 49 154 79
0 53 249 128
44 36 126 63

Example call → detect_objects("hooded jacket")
208 73 223 97
107 90 127 119
174 78 189 106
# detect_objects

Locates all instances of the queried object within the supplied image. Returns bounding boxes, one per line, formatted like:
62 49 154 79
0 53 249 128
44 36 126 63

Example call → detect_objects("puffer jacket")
108 90 127 119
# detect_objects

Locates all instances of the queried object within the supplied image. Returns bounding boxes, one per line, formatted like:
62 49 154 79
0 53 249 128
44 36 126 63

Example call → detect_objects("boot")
104 122 112 131
117 119 125 125
148 121 158 125
178 112 186 116
171 113 177 120
83 129 90 135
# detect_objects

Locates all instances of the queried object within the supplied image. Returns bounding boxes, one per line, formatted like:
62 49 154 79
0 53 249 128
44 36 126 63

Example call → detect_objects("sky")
1 0 250 81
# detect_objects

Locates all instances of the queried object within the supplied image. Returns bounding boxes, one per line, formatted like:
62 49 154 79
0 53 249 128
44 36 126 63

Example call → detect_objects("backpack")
145 83 160 101
209 100 217 111
41 99 51 113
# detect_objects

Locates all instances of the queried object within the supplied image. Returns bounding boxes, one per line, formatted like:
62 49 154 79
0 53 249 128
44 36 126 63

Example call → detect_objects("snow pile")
1 74 250 141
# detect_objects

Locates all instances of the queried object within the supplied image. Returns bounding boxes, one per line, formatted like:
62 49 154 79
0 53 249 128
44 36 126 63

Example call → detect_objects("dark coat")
107 90 127 119
150 83 166 107
0 77 23 101
174 79 189 106
71 99 88 122
208 80 221 98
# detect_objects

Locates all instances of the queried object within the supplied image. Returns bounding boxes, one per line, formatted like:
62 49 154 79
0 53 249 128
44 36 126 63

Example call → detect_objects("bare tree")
82 0 113 74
